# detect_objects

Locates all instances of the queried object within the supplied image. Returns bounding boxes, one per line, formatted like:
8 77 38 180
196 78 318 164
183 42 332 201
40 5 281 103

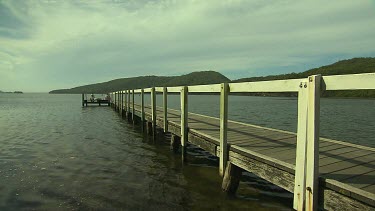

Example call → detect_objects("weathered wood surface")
131 104 375 208
222 161 242 195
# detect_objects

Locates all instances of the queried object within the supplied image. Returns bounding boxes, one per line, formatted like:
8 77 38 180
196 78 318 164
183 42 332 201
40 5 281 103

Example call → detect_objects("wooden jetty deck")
109 73 375 211
81 94 110 106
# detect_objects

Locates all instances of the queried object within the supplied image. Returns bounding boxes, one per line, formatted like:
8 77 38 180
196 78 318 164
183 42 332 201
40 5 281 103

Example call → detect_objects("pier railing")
109 73 375 211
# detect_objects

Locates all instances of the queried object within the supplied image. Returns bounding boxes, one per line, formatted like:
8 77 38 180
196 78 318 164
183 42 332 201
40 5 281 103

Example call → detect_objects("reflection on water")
0 94 292 210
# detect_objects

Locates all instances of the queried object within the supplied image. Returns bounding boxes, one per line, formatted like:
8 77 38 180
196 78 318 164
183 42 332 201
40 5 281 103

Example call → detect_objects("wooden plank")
229 78 306 93
321 159 375 180
321 188 374 211
229 149 295 193
220 83 229 176
342 169 375 190
363 184 375 194
322 179 375 208
188 84 221 93
319 149 374 167
167 86 182 93
155 87 164 92
323 73 375 91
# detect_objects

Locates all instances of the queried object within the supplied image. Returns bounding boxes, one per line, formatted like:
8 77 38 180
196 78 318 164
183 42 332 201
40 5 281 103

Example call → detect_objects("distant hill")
234 57 375 82
233 57 375 97
50 58 374 97
49 71 230 94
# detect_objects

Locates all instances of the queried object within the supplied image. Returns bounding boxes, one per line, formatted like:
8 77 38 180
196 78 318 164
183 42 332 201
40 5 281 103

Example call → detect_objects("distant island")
50 57 375 98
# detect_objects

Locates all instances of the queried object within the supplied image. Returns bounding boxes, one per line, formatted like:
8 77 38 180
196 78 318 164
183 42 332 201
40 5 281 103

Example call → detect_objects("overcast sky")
0 0 374 92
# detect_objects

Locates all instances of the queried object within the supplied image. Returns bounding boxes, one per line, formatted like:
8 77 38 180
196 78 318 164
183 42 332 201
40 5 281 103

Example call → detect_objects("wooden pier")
109 73 375 211
81 94 110 107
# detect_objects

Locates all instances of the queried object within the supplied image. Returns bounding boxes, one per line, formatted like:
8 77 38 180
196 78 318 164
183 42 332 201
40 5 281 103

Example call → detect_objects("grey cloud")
0 0 374 92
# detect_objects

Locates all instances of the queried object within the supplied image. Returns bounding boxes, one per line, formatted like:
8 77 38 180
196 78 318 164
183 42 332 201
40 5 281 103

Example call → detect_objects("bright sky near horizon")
0 0 375 92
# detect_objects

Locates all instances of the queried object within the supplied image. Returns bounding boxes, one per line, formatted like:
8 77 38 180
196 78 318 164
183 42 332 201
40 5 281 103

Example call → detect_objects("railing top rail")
323 73 375 91
188 84 221 93
229 78 305 93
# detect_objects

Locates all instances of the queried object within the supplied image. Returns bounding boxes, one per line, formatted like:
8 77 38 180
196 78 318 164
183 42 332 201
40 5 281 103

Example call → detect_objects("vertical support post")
132 89 135 122
151 87 156 137
293 79 309 211
124 90 127 115
122 91 124 114
127 90 131 117
220 83 229 176
117 92 120 112
305 75 321 211
180 86 188 162
141 89 145 130
117 92 120 111
222 161 242 195
163 87 168 132
120 91 122 116
81 94 84 107
115 92 117 111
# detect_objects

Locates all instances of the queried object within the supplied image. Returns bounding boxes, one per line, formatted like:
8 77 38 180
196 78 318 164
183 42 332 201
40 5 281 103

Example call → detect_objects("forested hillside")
50 71 230 94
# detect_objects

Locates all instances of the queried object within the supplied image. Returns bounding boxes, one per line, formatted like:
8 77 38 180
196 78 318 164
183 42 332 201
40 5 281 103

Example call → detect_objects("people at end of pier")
105 94 110 101
90 94 96 102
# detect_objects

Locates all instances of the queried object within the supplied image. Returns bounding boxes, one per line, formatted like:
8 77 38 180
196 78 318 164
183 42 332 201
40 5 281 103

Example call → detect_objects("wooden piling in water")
170 134 180 153
222 161 242 195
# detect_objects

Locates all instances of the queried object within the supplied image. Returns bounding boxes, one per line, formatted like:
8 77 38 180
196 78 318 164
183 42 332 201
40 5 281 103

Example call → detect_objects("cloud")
0 0 374 92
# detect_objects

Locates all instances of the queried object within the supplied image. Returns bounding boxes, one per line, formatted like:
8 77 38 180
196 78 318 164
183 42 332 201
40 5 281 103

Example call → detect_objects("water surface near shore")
0 93 292 210
1 93 373 210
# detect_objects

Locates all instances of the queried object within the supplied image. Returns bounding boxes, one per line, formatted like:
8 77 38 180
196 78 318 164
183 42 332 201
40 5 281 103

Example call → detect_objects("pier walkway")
108 73 375 211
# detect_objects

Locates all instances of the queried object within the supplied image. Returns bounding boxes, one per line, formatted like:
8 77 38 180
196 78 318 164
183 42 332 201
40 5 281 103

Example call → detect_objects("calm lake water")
0 93 374 210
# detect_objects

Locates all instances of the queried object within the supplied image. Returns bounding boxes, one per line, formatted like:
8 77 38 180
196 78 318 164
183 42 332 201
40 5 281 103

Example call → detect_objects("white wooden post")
151 87 156 135
113 92 117 110
293 79 309 211
305 75 321 211
127 90 131 116
132 89 135 121
141 89 145 123
163 87 168 132
120 91 123 115
220 83 229 177
181 86 188 162
124 90 127 114
116 92 118 111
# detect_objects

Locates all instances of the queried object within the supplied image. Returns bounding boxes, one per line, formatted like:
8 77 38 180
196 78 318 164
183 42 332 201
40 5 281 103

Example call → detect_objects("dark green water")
1 93 373 210
0 94 292 210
